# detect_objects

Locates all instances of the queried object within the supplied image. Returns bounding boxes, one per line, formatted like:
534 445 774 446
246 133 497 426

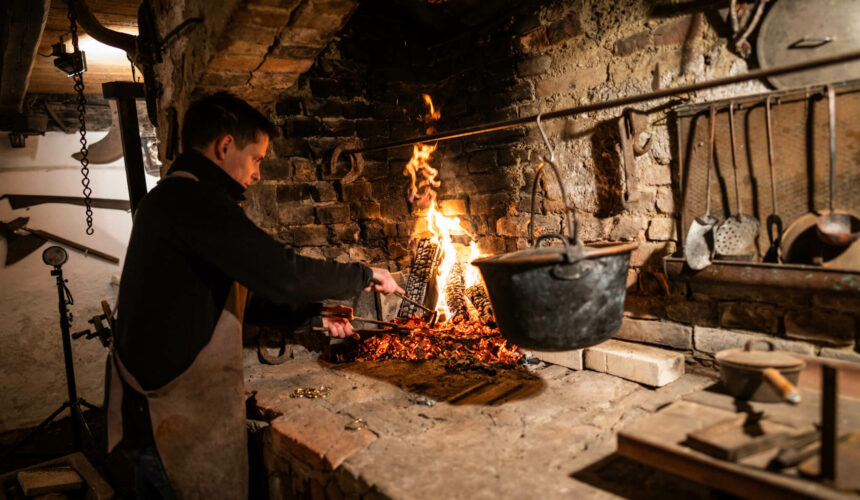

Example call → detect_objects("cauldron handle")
529 159 579 248
535 233 584 264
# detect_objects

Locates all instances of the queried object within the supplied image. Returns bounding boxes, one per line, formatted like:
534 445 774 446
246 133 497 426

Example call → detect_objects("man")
107 92 402 499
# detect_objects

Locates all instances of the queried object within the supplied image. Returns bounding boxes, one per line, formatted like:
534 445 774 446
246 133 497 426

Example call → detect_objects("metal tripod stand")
2 249 101 461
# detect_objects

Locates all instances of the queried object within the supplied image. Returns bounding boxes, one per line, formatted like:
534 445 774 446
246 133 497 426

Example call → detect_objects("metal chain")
67 1 94 235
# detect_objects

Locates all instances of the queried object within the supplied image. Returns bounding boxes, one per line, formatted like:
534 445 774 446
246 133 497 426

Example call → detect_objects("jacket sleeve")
166 181 373 304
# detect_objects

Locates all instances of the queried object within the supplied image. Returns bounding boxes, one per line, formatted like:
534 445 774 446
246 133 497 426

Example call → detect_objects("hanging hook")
536 113 555 163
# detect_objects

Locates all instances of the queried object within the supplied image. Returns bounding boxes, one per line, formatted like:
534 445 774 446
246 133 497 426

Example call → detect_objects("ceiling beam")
0 0 51 114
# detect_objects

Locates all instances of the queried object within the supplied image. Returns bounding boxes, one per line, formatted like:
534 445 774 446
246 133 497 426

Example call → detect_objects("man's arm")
166 181 372 303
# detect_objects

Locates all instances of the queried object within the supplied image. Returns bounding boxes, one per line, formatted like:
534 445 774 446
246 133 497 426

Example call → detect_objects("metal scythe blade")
0 217 47 266
73 101 123 164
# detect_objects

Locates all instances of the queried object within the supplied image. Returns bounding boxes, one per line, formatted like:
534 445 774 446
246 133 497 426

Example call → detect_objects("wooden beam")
0 0 51 114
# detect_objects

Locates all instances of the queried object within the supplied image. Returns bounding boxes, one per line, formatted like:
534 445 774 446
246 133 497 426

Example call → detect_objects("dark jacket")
114 150 372 445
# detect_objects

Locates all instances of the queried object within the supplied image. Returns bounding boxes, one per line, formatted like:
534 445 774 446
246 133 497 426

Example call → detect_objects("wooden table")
617 388 860 500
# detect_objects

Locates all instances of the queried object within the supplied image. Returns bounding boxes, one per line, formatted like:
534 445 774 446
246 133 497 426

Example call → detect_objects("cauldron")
472 160 637 350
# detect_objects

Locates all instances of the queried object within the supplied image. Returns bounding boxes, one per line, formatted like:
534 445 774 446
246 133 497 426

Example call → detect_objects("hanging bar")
345 49 860 155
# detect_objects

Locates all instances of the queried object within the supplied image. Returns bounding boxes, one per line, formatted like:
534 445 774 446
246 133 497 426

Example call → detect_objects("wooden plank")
684 388 860 434
0 452 114 500
17 467 83 496
686 414 805 462
618 400 854 499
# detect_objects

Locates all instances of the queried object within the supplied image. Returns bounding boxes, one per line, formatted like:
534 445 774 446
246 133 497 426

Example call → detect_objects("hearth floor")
244 349 724 499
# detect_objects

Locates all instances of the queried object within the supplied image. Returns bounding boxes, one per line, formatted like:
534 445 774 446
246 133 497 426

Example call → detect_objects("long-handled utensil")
685 105 720 270
313 327 404 335
371 278 432 313
714 102 760 260
816 85 860 247
763 96 783 263
371 278 438 325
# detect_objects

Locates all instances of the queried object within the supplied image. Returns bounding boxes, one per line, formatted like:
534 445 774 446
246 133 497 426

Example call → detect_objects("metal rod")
372 278 435 313
395 290 434 314
353 316 400 328
827 85 836 213
821 365 838 481
345 49 860 155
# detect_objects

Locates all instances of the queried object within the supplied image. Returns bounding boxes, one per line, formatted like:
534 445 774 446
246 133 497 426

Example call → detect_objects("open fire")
344 95 521 366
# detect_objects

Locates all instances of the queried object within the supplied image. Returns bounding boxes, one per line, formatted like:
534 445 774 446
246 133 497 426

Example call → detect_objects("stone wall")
151 0 358 170
244 0 859 360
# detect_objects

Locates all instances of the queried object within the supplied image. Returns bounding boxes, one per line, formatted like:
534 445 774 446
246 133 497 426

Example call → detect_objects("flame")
403 143 439 206
421 93 441 123
340 94 515 367
463 242 483 289
426 203 462 320
401 94 489 324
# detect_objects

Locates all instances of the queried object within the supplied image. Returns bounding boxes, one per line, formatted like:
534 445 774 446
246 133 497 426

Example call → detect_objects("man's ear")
214 134 234 161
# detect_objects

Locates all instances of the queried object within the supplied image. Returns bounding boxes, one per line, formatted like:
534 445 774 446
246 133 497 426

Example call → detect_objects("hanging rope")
67 1 94 235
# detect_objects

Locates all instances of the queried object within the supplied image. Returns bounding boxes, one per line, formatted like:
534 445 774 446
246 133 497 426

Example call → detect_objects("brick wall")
245 0 859 360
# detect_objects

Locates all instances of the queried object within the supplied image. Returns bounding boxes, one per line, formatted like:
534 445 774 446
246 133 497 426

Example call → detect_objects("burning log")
445 262 467 319
466 283 494 324
398 238 441 319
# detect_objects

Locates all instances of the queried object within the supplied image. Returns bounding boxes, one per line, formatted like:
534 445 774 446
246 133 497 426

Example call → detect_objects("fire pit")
337 316 521 365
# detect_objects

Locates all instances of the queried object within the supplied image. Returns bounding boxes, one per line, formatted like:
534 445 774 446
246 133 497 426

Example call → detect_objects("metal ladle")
684 105 719 270
816 85 860 247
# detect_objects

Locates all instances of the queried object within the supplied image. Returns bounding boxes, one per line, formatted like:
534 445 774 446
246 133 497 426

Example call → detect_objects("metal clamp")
330 139 365 183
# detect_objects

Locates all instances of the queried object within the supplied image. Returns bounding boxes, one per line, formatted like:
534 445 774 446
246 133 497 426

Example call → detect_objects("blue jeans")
124 446 177 500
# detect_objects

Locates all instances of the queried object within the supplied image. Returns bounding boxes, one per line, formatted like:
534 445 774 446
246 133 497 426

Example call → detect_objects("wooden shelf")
664 257 860 294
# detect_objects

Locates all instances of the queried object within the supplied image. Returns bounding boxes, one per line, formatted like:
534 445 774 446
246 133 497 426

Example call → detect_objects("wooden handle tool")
763 368 801 404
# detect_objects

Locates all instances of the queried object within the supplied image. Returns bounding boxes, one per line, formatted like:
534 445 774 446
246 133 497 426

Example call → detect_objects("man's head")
182 92 279 188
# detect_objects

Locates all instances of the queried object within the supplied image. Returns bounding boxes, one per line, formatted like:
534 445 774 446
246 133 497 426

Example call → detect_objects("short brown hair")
182 92 279 152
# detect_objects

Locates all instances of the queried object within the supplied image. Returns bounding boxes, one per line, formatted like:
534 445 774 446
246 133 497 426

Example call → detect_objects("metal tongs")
314 305 417 336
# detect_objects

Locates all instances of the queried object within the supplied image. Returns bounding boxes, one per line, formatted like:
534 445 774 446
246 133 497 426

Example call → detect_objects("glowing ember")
349 317 521 365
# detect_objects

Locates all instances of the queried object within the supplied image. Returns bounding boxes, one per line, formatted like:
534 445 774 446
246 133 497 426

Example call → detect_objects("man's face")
221 132 269 189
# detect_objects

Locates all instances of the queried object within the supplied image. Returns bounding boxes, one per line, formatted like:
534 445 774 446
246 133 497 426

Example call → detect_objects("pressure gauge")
42 246 69 266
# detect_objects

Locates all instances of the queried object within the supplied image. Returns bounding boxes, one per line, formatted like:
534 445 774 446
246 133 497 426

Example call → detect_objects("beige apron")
107 170 249 499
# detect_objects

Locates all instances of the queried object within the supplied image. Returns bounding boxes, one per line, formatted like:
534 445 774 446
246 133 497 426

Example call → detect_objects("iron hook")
536 113 555 163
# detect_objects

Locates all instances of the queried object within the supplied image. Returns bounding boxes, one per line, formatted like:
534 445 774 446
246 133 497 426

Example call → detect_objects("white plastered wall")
0 131 157 432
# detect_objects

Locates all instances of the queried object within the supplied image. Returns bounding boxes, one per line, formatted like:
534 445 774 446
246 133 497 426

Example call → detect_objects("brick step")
584 339 684 387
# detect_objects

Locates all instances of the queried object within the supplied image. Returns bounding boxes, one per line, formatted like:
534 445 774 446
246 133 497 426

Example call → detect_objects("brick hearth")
245 349 719 499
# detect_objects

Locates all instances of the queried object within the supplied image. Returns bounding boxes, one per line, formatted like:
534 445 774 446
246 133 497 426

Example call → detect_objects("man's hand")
365 267 405 295
321 316 353 338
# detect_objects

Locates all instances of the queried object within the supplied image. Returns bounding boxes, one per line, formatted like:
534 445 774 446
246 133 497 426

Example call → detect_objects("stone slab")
693 326 816 356
613 318 692 350
526 348 584 370
270 405 377 471
819 347 860 364
584 339 684 387
536 364 572 380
